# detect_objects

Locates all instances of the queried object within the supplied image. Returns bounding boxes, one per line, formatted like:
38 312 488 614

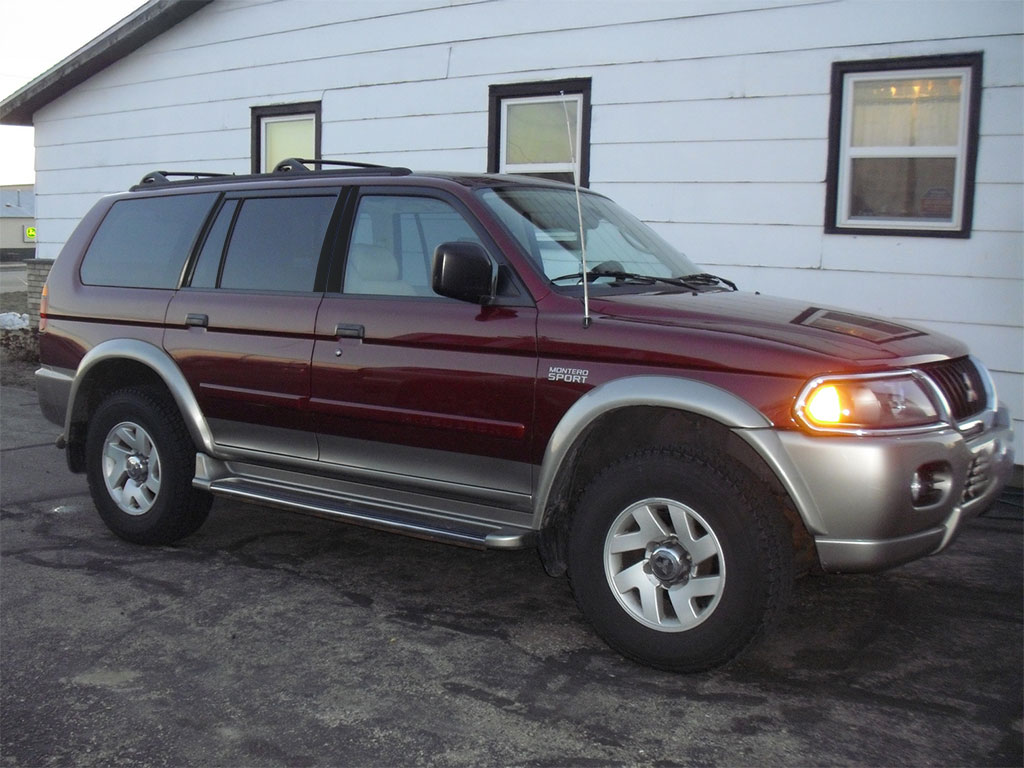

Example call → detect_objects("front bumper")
741 404 1015 573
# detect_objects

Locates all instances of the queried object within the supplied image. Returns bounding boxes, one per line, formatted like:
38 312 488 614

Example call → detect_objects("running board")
202 476 535 551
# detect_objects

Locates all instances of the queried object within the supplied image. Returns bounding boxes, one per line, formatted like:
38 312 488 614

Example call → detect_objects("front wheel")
568 448 792 672
85 388 212 545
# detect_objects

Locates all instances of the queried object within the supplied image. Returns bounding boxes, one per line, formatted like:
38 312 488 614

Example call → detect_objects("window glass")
850 157 956 220
190 199 238 288
80 193 217 288
480 186 700 291
501 94 582 184
505 99 578 165
345 196 483 296
262 115 315 172
851 77 962 147
219 196 335 292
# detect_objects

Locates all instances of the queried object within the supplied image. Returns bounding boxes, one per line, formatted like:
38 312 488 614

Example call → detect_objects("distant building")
0 0 1020 457
0 184 35 261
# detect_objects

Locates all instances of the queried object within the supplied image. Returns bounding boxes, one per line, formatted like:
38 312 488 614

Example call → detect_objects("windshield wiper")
551 265 738 291
673 273 738 291
551 267 656 285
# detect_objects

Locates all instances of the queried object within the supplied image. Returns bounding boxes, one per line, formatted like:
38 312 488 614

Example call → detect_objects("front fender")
67 339 215 455
532 376 772 527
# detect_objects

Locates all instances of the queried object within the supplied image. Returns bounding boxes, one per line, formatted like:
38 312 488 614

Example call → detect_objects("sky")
0 0 147 186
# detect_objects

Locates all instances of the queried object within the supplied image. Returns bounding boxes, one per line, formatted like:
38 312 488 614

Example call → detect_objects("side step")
203 476 535 551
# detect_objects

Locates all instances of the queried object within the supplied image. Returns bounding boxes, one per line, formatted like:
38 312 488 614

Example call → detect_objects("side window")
343 195 483 297
218 196 336 292
190 199 238 288
80 193 217 288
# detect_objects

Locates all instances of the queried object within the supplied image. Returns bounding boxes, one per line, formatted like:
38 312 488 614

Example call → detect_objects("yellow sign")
23 226 36 243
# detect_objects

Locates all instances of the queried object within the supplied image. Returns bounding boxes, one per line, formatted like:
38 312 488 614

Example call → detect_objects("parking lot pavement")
0 263 27 294
2 379 1021 768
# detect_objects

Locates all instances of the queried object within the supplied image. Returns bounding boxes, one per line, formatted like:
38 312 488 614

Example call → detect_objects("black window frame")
824 53 983 239
487 78 592 187
251 101 323 174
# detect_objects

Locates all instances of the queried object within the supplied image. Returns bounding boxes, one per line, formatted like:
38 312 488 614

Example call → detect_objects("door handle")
185 313 208 328
335 323 364 339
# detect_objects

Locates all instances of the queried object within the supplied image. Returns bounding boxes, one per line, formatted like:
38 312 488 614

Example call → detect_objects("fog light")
910 462 952 508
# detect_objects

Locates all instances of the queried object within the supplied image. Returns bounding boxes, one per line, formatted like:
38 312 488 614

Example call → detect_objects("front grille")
919 357 987 422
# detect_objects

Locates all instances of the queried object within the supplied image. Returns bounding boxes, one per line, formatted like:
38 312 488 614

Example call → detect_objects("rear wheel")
86 388 212 545
568 447 792 672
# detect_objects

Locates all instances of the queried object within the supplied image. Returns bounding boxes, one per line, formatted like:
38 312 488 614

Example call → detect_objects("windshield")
479 186 702 291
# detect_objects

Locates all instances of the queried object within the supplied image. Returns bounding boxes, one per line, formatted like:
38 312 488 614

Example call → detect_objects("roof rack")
131 158 413 191
137 170 233 186
273 157 412 176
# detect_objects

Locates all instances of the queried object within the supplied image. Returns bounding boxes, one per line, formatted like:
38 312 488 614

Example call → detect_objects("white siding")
31 0 1024 457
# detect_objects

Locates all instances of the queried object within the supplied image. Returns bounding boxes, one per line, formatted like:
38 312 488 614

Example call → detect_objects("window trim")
250 101 322 174
488 78 592 187
824 53 982 238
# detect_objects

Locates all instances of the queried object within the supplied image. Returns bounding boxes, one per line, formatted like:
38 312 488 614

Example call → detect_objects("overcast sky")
0 0 147 186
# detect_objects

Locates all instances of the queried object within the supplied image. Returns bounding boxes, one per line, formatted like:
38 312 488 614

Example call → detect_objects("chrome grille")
919 357 987 422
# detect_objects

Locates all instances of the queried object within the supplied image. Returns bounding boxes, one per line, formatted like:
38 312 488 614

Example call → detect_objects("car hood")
589 289 968 366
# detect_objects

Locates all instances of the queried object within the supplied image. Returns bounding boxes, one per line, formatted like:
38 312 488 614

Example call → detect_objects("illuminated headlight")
795 372 942 433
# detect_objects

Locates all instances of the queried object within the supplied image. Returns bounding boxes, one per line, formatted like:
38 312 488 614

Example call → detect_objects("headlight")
795 372 943 433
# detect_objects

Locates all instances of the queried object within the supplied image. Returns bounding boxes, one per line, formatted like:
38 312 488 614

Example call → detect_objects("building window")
251 102 322 173
488 78 591 186
825 53 982 237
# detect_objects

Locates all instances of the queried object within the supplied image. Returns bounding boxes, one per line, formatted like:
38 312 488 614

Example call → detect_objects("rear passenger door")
164 189 343 459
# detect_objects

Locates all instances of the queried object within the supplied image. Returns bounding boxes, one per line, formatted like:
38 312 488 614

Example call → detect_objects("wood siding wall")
30 0 1023 454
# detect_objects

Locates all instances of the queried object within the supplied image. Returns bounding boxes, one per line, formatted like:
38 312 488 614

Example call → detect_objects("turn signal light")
795 373 941 433
38 283 48 332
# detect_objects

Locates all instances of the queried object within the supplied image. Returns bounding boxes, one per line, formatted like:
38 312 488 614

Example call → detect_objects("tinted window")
344 195 483 296
190 199 238 288
219 196 335 292
80 193 217 288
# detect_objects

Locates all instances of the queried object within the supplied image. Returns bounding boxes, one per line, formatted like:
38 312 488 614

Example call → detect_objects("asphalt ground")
0 264 27 295
1 376 1021 768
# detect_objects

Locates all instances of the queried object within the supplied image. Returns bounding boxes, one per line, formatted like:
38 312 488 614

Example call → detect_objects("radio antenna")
561 91 592 329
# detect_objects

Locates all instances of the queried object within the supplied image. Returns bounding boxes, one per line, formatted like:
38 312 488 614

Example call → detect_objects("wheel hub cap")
125 454 148 483
647 541 692 585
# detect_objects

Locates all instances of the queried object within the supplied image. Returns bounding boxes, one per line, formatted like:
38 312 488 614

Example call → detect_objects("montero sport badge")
548 366 589 384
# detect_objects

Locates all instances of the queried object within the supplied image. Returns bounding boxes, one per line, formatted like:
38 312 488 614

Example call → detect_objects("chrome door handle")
335 323 364 339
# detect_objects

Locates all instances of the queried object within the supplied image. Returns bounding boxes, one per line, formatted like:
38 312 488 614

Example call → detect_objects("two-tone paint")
36 171 1015 571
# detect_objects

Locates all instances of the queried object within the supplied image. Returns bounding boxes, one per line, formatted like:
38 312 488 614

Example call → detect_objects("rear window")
80 193 218 288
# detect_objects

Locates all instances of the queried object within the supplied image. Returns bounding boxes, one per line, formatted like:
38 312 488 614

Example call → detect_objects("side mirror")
431 242 495 304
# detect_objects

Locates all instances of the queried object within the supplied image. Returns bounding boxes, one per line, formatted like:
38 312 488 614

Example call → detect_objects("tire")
567 447 792 672
85 387 212 545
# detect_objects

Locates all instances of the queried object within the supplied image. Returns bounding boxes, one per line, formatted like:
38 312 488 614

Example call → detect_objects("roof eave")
0 0 213 126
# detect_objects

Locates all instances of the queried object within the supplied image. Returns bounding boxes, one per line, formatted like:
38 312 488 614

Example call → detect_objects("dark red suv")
36 159 1015 671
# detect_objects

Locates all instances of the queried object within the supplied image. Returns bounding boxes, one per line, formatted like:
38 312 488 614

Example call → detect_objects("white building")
1 0 1021 458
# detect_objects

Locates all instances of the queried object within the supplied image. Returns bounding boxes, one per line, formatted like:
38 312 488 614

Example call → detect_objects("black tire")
85 387 212 545
567 447 792 672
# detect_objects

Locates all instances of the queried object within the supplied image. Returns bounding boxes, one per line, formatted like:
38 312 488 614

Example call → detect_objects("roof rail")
137 170 232 186
273 157 412 176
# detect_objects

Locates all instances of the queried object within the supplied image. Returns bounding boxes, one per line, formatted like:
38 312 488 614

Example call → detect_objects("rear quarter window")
80 193 218 288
